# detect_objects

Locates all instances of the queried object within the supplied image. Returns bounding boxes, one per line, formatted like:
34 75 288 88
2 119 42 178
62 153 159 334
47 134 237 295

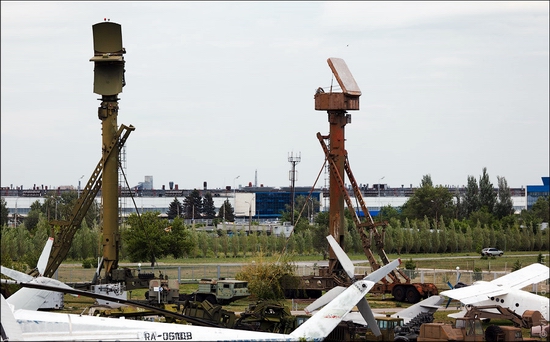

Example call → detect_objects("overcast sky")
1 1 548 192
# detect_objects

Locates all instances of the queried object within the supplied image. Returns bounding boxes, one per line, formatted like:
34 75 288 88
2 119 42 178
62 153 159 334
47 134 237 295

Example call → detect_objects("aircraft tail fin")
37 237 54 276
1 295 25 341
304 258 402 315
0 237 54 283
293 236 400 340
290 279 376 340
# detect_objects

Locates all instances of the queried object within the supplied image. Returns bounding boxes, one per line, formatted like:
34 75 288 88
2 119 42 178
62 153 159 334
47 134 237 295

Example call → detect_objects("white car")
481 248 504 257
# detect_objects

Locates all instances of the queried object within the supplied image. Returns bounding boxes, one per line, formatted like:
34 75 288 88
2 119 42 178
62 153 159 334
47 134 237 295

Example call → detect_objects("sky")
1 1 548 192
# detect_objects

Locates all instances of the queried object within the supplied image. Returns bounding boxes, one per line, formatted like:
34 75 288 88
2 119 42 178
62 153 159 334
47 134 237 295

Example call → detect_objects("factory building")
3 176 547 225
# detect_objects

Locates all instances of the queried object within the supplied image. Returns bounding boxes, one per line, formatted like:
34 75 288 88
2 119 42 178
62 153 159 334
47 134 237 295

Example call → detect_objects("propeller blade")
445 280 454 308
357 297 381 337
37 237 54 276
304 286 346 314
327 235 355 279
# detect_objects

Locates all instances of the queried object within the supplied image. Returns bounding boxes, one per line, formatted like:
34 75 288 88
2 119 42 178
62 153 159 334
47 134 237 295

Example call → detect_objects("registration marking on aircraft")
143 331 193 340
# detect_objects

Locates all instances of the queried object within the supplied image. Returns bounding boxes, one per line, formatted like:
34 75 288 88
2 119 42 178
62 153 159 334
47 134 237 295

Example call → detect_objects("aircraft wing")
440 282 510 305
336 295 445 326
441 263 550 305
4 276 76 311
490 263 549 290
394 295 444 323
1 265 34 283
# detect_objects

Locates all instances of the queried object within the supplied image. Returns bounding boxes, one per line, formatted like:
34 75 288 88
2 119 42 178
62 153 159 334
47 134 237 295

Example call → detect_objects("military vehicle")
180 278 250 305
418 305 546 342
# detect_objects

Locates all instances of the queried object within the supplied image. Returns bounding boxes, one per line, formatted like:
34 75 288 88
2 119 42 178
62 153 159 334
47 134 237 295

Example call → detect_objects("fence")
56 264 245 284
55 263 549 294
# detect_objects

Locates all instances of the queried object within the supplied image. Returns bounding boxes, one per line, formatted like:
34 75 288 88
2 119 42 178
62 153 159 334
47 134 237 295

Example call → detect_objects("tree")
438 218 448 253
165 217 194 258
531 196 549 223
166 197 183 219
392 221 405 254
379 205 402 222
219 230 230 257
217 199 235 222
39 191 99 228
257 228 268 254
231 232 240 257
24 210 41 231
467 208 495 228
57 190 78 221
479 167 496 213
402 219 414 253
311 211 329 258
1 197 9 227
184 189 203 219
25 200 44 231
494 176 514 219
198 231 209 257
30 200 42 212
447 220 458 252
401 174 455 226
421 174 433 188
202 192 217 219
461 175 481 217
122 211 170 266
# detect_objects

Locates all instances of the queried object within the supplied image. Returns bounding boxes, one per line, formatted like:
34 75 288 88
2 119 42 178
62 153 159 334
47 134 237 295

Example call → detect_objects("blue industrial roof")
526 176 549 192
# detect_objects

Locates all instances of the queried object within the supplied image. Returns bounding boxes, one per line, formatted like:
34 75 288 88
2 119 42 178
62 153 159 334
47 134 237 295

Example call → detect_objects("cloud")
320 1 548 30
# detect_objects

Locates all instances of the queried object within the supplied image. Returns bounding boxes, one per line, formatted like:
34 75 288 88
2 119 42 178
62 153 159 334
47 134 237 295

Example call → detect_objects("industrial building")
2 176 548 225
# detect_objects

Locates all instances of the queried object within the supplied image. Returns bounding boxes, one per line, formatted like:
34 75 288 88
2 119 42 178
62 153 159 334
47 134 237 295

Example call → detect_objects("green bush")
473 267 482 281
82 259 92 268
404 259 417 278
82 258 98 269
404 258 416 270
512 259 522 272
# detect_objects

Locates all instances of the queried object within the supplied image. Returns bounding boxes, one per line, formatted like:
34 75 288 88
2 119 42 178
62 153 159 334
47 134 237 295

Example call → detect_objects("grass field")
54 251 549 290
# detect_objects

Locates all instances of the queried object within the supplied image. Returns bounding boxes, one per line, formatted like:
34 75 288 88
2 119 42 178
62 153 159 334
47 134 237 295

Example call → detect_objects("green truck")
180 278 250 305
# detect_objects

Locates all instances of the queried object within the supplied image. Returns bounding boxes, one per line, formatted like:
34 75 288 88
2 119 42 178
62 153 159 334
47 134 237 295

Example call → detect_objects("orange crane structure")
283 58 438 303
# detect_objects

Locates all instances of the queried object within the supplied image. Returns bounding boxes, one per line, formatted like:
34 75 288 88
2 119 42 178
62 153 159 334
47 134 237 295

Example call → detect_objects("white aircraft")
304 235 442 327
1 237 75 311
329 295 445 327
0 235 400 341
440 262 549 320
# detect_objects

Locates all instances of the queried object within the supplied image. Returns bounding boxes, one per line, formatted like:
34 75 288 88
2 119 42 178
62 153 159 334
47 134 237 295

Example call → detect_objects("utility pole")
288 152 301 225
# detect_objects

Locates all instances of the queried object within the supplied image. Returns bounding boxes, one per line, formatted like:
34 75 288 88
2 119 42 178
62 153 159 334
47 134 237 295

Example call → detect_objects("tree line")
1 167 548 268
